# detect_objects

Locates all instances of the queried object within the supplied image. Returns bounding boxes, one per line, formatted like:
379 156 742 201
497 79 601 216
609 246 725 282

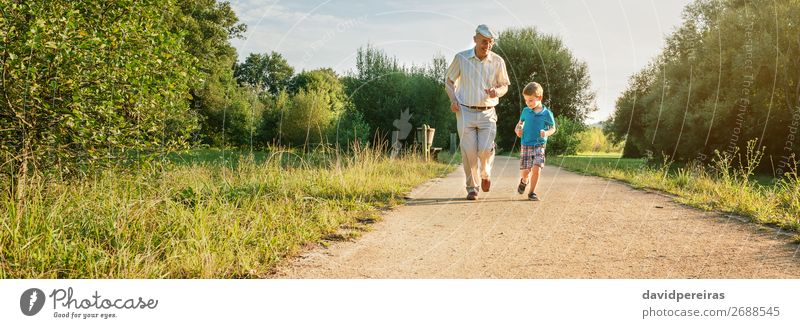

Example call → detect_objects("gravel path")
274 156 800 278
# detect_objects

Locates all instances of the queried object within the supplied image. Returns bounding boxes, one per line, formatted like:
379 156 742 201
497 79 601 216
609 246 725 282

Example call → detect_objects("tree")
169 0 249 148
289 68 345 112
281 90 333 146
608 0 800 171
346 46 454 148
345 45 406 141
234 52 294 94
492 27 596 151
0 0 195 204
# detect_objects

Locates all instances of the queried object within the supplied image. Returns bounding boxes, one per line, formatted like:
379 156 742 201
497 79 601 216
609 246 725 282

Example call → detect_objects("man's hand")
484 88 498 98
450 102 459 113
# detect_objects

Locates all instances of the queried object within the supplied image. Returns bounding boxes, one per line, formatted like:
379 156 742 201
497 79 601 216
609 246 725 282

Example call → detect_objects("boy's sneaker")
527 192 540 201
517 179 527 194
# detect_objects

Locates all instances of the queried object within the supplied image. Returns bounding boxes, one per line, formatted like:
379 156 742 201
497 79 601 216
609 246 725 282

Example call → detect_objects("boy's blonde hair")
522 82 543 98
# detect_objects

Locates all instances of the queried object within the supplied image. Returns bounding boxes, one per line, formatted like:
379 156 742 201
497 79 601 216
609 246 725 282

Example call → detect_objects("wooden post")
422 125 429 162
390 131 400 159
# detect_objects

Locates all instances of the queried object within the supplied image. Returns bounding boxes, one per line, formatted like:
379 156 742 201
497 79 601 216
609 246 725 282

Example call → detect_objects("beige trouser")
456 105 497 193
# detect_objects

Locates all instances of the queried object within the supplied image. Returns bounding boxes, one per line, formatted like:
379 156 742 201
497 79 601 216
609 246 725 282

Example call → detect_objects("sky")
229 0 694 124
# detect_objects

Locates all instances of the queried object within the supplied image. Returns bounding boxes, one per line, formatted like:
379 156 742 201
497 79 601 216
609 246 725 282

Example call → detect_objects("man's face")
524 94 542 109
473 34 494 57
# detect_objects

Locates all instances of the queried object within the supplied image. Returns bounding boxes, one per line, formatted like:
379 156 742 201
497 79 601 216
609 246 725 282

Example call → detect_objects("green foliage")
281 89 334 146
608 0 800 171
493 27 596 150
256 68 351 147
171 0 245 80
330 106 371 148
0 148 455 278
170 0 250 148
0 0 195 183
257 90 291 144
554 142 800 235
290 68 346 113
234 52 294 94
346 45 406 140
546 116 585 156
577 126 624 153
346 45 454 148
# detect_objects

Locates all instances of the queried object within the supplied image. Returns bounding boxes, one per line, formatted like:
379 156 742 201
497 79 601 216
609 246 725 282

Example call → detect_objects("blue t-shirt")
519 106 555 146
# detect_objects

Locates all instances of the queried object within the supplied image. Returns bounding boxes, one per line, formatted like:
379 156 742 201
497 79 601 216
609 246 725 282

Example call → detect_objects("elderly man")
445 24 510 200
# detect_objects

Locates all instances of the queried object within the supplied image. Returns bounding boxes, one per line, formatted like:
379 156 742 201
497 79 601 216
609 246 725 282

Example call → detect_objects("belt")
460 104 494 110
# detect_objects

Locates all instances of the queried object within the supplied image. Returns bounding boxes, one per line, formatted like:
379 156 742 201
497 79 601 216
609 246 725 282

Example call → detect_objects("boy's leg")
518 169 531 194
518 145 533 194
529 166 541 193
529 145 546 194
520 169 531 182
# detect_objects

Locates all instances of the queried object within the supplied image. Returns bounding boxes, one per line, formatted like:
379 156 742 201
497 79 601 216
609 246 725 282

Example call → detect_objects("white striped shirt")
446 48 510 107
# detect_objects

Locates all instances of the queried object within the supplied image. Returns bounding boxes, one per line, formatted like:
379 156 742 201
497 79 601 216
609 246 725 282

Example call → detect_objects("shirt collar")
469 48 494 63
527 106 548 114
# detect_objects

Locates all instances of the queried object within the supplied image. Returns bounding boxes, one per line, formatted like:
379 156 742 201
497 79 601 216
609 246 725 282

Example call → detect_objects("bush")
546 116 585 156
281 89 334 146
577 127 624 153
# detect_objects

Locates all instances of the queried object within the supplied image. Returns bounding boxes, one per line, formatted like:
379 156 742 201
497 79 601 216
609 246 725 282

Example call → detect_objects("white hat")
475 24 498 39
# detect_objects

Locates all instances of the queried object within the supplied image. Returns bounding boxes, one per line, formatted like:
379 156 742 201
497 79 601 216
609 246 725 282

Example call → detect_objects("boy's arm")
544 112 556 137
543 125 556 137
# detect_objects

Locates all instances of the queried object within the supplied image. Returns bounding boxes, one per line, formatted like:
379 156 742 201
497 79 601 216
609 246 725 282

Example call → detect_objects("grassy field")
552 150 800 238
0 147 455 278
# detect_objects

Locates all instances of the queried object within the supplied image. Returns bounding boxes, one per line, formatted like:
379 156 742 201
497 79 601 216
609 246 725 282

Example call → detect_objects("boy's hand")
540 129 546 138
450 102 459 113
515 122 523 138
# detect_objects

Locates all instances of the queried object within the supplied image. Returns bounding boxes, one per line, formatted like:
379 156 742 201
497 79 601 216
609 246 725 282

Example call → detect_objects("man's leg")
476 110 497 183
459 109 479 194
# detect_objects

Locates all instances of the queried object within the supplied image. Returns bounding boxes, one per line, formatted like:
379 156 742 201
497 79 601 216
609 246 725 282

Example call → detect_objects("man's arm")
445 54 461 113
446 78 459 112
492 56 511 99
484 84 508 99
494 84 508 98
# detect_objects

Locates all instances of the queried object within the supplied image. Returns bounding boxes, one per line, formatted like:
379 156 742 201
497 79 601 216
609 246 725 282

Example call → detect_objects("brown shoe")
466 191 478 200
481 179 491 192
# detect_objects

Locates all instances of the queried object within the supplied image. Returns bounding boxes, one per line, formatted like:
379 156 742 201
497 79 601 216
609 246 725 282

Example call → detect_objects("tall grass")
0 145 454 278
554 140 800 237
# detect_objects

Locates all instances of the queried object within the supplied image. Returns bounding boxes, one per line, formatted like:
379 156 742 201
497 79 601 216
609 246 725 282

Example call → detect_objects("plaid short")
520 145 545 170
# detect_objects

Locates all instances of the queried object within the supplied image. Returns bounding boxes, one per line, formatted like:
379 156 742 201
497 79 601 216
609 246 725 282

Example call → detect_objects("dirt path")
273 156 800 278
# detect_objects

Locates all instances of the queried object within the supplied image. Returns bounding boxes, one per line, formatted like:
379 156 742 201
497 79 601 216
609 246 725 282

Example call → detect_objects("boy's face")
524 94 542 109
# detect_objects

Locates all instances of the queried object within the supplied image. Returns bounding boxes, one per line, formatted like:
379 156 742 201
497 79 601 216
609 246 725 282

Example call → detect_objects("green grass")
0 147 455 278
552 148 800 238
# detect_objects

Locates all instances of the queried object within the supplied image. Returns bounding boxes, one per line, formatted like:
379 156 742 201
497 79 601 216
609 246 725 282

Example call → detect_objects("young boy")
514 82 556 201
